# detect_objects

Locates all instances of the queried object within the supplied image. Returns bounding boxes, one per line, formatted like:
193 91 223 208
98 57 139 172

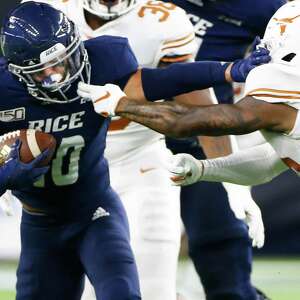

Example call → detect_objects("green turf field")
0 290 14 299
0 257 299 300
251 258 300 300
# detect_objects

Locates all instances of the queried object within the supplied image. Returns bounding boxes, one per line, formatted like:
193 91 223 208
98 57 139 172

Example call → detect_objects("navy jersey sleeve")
85 36 138 90
112 40 138 89
0 62 30 136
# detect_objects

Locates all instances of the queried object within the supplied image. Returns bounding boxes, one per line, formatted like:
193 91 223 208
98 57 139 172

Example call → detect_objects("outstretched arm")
169 143 288 186
121 46 269 103
116 96 297 137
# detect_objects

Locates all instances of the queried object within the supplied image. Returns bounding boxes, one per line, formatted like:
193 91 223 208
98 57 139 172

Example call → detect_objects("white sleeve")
201 143 288 186
158 4 198 63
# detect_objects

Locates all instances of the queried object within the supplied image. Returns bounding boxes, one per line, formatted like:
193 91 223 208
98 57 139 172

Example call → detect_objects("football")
0 129 56 166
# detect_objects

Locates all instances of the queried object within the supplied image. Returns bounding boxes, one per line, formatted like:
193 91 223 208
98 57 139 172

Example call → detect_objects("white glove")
168 153 203 186
168 154 265 248
0 191 14 216
223 183 265 248
77 82 126 117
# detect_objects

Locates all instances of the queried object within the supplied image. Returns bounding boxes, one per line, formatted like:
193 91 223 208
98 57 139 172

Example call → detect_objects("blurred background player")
162 0 286 299
21 0 269 299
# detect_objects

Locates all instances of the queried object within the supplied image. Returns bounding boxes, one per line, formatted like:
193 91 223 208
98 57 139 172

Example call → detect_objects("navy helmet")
0 1 91 103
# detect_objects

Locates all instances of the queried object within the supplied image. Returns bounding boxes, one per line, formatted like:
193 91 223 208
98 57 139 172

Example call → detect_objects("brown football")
0 129 56 166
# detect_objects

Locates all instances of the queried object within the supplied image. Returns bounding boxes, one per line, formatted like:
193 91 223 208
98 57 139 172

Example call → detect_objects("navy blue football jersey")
0 35 138 219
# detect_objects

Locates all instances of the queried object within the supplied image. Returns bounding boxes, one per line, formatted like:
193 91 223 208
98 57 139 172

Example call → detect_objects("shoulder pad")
245 63 300 106
136 1 197 59
160 2 197 57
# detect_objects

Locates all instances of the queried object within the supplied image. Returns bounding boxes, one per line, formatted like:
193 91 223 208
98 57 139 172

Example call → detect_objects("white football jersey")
25 0 197 162
245 63 300 173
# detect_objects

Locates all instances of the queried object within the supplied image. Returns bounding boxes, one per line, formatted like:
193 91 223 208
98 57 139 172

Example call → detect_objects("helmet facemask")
81 0 138 20
7 28 91 104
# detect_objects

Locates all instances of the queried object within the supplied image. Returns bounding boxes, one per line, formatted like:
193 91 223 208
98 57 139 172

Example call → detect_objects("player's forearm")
116 99 265 138
116 98 192 137
141 61 230 101
140 46 270 101
201 143 288 185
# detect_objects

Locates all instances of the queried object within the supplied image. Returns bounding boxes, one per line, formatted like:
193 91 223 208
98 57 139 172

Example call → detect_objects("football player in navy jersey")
0 2 270 299
162 1 286 299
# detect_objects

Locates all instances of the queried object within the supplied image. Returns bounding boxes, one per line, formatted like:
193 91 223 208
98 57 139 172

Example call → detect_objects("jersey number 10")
34 135 85 187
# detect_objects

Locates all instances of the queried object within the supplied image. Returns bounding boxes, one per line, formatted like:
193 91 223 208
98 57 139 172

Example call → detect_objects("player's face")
31 58 69 91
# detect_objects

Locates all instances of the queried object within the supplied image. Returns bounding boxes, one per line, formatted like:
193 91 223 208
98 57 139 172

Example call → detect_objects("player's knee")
99 277 141 300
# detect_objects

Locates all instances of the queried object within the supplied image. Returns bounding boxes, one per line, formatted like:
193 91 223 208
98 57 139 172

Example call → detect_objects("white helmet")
260 1 300 67
81 0 138 20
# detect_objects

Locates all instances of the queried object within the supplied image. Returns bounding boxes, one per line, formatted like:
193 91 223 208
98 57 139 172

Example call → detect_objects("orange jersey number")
138 1 176 22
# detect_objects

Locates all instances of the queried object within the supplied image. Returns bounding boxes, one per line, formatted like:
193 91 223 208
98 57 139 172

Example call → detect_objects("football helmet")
0 1 91 103
260 1 300 67
81 0 138 20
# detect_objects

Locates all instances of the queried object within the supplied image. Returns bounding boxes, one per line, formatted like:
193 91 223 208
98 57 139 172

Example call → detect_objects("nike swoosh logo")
140 167 157 174
94 91 111 104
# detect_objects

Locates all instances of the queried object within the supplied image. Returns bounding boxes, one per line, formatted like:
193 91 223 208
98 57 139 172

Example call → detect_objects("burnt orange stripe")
94 91 111 104
273 15 300 23
162 33 194 46
248 88 300 95
281 157 300 172
250 93 300 100
162 37 195 51
109 118 131 131
160 54 193 62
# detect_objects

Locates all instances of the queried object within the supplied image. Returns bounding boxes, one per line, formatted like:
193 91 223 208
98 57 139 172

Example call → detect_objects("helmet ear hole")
282 53 296 62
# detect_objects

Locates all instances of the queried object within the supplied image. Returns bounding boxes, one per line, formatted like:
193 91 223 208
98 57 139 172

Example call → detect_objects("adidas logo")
92 206 110 221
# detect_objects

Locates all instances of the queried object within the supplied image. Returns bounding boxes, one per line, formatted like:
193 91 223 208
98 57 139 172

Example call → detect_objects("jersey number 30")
138 1 176 22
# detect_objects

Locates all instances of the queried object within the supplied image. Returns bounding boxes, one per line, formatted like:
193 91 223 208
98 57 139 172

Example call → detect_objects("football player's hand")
0 140 50 190
223 183 265 248
168 153 203 186
230 37 270 82
77 82 126 117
